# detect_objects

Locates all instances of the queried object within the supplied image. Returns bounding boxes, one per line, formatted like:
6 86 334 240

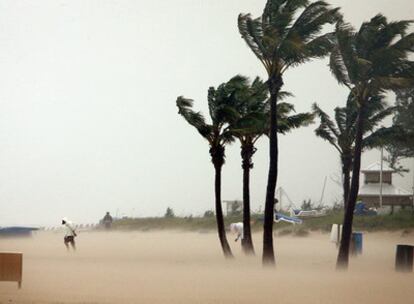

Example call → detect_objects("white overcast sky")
0 0 413 226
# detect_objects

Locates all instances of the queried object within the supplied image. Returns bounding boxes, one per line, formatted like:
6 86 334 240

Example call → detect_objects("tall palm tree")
229 76 313 255
238 0 340 265
313 93 396 209
176 76 247 259
228 76 267 255
329 16 414 269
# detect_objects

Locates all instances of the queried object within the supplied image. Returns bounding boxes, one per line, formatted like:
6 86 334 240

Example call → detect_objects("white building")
358 162 413 208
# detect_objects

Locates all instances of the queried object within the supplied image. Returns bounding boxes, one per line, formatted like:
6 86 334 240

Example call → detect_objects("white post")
379 147 384 208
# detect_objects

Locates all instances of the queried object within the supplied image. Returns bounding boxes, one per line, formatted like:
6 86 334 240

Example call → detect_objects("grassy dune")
111 210 414 233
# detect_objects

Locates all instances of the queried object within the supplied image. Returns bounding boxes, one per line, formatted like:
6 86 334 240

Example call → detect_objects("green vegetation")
295 211 414 232
164 207 175 218
112 210 414 233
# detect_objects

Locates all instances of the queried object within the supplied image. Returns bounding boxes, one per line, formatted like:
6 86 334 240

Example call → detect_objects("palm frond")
332 21 361 85
334 107 347 135
239 0 341 76
176 96 212 140
278 112 314 134
278 90 294 100
293 3 339 42
238 14 270 72
312 103 340 138
329 45 351 86
391 32 414 53
304 32 336 59
363 126 401 149
364 106 396 133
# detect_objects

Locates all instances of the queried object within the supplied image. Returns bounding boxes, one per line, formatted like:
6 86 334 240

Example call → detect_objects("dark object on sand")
395 245 413 272
350 232 363 256
0 252 23 288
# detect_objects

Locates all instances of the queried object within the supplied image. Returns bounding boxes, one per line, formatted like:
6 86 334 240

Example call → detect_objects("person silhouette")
102 212 113 229
62 218 77 250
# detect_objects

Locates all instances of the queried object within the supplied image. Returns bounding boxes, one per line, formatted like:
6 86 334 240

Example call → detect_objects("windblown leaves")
238 0 340 76
229 76 313 141
176 76 252 147
330 14 414 97
313 93 397 157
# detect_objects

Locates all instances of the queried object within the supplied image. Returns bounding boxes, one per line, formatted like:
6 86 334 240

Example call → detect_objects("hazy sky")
0 0 413 226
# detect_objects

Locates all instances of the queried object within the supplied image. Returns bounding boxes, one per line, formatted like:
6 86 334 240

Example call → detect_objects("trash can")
395 244 413 272
350 232 363 256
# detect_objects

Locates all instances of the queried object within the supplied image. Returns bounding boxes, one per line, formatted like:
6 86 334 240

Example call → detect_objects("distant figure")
230 222 243 242
102 212 113 229
62 218 77 250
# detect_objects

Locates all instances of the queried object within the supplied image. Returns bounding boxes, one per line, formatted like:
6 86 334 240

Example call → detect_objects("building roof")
359 183 412 197
361 162 394 173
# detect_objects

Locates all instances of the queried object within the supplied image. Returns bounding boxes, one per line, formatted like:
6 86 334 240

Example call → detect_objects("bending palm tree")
330 16 414 269
228 76 267 255
230 76 313 255
313 93 396 209
238 0 340 265
176 76 246 258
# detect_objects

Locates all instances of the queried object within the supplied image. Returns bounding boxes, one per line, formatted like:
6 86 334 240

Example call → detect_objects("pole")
379 147 384 208
412 158 414 213
319 176 327 206
279 187 283 211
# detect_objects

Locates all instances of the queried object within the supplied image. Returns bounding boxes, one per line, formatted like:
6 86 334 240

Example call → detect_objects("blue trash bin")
352 232 363 255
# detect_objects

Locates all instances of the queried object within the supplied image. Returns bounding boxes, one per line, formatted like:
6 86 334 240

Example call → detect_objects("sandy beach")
0 230 413 303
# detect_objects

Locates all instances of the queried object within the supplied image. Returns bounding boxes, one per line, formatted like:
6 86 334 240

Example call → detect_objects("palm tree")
229 76 313 255
329 16 414 269
228 76 267 255
385 88 414 169
238 0 340 265
313 93 396 209
176 76 248 259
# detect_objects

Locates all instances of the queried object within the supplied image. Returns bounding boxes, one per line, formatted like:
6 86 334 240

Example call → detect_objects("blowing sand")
0 230 413 303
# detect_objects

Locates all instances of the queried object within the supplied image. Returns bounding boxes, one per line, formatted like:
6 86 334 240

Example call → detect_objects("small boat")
289 208 327 218
274 213 303 224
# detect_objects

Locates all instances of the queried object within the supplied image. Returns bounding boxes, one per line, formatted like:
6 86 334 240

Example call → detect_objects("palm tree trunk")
263 76 283 266
337 108 365 269
341 154 352 209
211 146 233 259
241 143 255 255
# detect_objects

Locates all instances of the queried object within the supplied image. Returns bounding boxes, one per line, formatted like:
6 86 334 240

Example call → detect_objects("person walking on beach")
102 212 113 229
62 218 77 250
230 222 244 242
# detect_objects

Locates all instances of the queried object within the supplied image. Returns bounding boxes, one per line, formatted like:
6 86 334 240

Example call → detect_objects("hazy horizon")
0 0 413 226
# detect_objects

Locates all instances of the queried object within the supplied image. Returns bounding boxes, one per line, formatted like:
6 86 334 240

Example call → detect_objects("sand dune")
0 230 413 303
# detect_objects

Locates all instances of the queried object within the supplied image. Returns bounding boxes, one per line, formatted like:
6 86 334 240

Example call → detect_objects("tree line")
176 0 414 270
